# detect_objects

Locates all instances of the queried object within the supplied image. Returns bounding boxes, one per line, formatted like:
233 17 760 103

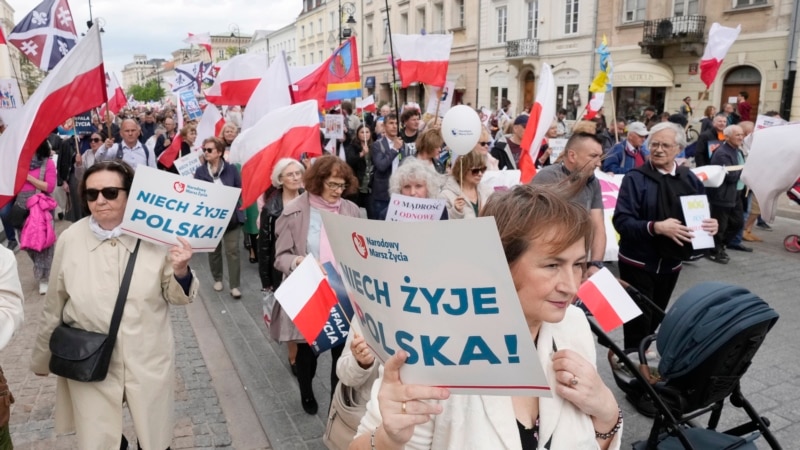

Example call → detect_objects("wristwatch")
588 261 604 270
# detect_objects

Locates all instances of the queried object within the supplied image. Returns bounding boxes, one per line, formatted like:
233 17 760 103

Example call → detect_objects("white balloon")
441 105 481 156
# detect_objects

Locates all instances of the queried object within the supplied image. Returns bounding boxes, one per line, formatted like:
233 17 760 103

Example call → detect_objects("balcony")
639 15 706 59
506 38 539 59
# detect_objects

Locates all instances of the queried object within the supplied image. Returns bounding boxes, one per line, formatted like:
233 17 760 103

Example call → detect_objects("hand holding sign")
654 218 694 246
169 237 193 278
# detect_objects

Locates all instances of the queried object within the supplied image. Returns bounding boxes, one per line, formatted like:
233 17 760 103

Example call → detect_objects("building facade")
259 23 297 66
120 54 166 90
296 0 332 67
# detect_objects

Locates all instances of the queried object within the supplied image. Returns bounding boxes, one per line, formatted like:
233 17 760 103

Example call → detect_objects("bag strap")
106 239 141 346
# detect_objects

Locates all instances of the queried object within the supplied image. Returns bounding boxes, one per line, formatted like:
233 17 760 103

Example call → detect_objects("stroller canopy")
656 282 779 379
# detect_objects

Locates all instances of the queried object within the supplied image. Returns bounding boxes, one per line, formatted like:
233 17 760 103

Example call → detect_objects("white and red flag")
195 104 225 145
519 63 556 183
584 92 605 120
392 34 452 88
241 51 294 131
8 0 77 72
274 255 339 344
205 53 270 106
183 32 212 58
157 94 185 168
356 95 376 113
105 71 127 115
0 26 105 208
699 23 741 89
577 268 642 333
230 100 323 208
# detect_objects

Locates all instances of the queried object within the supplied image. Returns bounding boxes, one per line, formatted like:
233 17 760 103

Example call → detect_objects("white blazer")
355 306 622 450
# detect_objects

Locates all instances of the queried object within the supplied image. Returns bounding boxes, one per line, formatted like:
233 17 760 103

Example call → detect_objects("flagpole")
384 0 400 110
610 89 619 144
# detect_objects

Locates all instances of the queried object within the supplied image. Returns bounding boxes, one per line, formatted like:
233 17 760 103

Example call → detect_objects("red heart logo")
173 181 186 193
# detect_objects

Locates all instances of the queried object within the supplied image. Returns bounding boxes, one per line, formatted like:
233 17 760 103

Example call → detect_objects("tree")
128 78 166 102
18 57 45 98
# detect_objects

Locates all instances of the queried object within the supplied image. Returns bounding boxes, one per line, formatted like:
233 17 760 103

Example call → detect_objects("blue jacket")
706 142 742 208
613 162 705 274
602 139 649 174
194 161 245 224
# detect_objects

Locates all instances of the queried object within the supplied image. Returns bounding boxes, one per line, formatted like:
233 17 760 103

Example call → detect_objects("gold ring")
570 377 579 386
402 401 407 414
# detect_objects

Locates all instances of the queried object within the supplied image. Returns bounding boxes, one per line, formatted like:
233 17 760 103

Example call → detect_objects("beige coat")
30 219 198 449
438 176 495 220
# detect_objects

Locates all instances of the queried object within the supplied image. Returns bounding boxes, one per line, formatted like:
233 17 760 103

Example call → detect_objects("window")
310 53 313 64
455 0 465 28
623 0 646 23
434 3 444 32
301 25 305 38
556 84 581 120
417 7 426 33
527 0 539 39
302 54 306 65
674 0 698 15
319 19 323 34
564 0 579 34
218 49 225 60
734 0 767 6
497 6 507 43
310 22 313 35
330 12 335 29
401 13 408 34
319 50 323 62
383 18 390 53
367 22 374 56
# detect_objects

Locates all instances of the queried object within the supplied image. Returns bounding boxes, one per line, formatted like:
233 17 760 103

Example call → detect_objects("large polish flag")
392 34 452 88
577 268 642 333
0 26 105 208
205 53 270 106
157 93 184 168
230 100 323 207
700 23 741 89
105 71 127 114
195 104 225 145
184 32 212 57
274 255 339 344
519 63 556 183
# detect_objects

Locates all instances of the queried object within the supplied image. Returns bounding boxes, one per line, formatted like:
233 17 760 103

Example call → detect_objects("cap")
514 115 528 126
627 121 649 136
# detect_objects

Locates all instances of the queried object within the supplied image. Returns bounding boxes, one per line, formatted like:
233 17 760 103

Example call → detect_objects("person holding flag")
273 155 361 415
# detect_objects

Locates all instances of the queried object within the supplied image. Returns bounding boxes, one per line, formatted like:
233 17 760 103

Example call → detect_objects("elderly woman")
83 131 106 169
274 155 360 415
351 184 623 449
258 157 305 375
220 122 238 160
412 128 446 174
30 161 197 449
474 128 499 171
439 150 494 220
613 122 718 354
195 137 244 298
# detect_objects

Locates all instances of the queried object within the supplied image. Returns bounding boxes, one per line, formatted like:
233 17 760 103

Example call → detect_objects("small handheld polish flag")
274 256 339 344
577 268 642 332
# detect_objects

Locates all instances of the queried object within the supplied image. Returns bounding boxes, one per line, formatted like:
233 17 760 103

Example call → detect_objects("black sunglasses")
90 137 102 143
478 141 491 147
470 166 487 175
203 147 216 153
86 187 127 201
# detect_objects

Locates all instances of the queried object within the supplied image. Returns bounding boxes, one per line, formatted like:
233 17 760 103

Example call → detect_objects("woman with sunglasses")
194 137 245 299
474 128 500 171
82 131 106 169
274 155 360 415
439 150 494 220
30 160 198 449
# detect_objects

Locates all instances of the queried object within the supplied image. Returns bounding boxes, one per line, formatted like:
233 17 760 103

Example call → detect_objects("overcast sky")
9 0 301 73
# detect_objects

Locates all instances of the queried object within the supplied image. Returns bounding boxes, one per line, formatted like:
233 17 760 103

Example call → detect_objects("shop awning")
613 60 674 87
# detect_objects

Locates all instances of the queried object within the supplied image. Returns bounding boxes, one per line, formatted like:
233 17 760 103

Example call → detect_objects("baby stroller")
589 282 781 449
784 177 800 252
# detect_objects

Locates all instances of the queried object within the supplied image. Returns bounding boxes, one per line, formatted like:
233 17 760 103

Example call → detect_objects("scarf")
89 216 122 241
29 156 45 170
308 193 342 264
207 160 224 180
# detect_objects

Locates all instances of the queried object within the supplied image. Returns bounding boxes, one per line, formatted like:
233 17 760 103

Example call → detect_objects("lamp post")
229 23 242 55
339 1 357 44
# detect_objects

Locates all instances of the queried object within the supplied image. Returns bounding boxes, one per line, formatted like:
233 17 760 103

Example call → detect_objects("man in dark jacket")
370 114 403 220
706 125 746 263
491 114 526 170
692 113 727 166
602 121 649 174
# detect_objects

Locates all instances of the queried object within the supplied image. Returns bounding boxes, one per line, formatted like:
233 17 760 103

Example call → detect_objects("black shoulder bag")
48 239 141 382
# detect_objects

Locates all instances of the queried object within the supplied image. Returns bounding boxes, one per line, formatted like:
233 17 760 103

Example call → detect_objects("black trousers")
711 192 744 251
620 262 680 350
295 343 344 400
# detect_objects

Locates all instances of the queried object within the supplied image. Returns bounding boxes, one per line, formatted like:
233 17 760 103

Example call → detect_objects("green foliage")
19 57 45 97
128 78 166 102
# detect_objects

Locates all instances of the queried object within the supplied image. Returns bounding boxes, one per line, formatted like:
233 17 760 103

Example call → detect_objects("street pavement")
2 203 799 449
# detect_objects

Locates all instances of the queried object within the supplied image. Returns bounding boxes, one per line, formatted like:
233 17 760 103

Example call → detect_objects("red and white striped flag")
356 95 376 113
0 26 105 208
205 53 270 106
105 71 127 115
519 63 556 183
230 100 323 208
392 34 452 88
274 255 338 344
184 32 212 58
700 23 741 89
577 268 642 332
584 92 605 120
157 93 184 168
196 104 225 145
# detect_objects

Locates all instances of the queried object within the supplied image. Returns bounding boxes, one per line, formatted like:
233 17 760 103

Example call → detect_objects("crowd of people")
0 92 786 449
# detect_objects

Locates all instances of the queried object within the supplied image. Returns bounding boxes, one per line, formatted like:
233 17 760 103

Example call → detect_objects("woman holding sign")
350 184 623 450
194 137 245 299
274 155 360 415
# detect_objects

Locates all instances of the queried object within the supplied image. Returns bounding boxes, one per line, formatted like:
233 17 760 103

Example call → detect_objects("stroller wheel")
784 235 800 252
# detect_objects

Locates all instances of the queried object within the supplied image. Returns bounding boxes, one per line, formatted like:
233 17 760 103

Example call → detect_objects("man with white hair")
602 121 650 174
706 124 747 263
95 118 156 171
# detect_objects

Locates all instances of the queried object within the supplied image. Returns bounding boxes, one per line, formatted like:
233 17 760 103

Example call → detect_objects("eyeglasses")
325 181 348 191
86 187 127 202
648 142 676 151
202 147 217 153
90 138 102 143
470 166 487 175
478 141 491 147
282 171 303 179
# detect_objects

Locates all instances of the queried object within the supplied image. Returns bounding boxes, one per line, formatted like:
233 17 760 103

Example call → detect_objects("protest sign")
180 90 203 121
547 138 568 164
73 111 93 134
121 166 242 251
594 170 623 261
679 195 714 250
320 213 551 396
754 114 786 131
324 114 344 140
481 170 521 191
385 193 445 222
425 81 455 118
310 262 354 354
174 150 203 177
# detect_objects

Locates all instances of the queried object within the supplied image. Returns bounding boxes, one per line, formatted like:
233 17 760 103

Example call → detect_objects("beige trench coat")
30 218 198 449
